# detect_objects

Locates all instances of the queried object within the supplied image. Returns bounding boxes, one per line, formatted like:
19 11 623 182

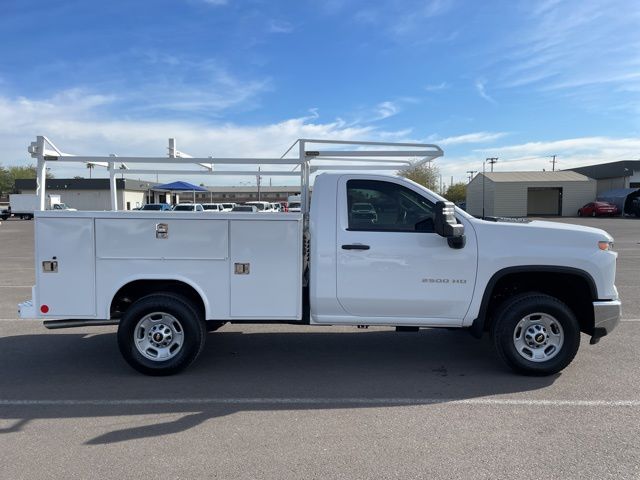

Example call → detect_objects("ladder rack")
28 136 443 215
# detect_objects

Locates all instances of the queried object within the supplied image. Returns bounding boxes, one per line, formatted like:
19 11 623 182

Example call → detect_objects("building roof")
15 178 159 192
479 171 592 183
568 160 640 179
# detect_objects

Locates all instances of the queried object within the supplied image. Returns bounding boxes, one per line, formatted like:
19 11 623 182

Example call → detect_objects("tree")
444 182 467 204
0 165 54 195
86 163 95 178
398 162 439 191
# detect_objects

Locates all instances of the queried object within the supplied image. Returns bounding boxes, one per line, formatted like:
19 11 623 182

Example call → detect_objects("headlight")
598 241 614 251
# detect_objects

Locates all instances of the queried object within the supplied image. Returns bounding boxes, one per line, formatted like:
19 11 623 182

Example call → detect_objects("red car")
578 201 618 217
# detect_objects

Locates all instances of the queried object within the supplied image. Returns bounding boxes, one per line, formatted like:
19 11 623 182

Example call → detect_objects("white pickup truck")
18 137 621 376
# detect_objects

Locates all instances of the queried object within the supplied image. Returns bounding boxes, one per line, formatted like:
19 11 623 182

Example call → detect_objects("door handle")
342 244 370 250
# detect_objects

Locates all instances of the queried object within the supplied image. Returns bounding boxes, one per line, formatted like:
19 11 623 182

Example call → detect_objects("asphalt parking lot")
0 217 638 479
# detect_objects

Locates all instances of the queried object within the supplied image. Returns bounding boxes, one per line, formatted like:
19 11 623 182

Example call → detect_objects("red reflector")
40 305 49 314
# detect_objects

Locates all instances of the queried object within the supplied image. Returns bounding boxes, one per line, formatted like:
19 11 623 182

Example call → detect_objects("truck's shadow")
0 328 558 444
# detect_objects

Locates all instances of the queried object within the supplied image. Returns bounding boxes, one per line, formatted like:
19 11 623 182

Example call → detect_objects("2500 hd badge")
421 278 467 284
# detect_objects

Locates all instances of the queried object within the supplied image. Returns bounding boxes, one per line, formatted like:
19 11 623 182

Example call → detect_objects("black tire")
491 293 580 376
591 211 596 217
577 210 582 216
117 293 206 376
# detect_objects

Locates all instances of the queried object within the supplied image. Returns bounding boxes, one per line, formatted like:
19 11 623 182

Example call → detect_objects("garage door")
527 188 562 216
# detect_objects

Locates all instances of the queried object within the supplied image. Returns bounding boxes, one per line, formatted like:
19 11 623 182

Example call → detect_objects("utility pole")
482 158 497 218
256 166 262 201
466 170 477 183
550 155 558 171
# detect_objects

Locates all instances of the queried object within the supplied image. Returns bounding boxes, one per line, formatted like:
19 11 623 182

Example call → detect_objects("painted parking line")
0 398 639 407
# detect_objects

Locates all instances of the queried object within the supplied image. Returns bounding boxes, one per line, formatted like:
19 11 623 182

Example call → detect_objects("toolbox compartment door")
35 217 96 317
229 219 302 319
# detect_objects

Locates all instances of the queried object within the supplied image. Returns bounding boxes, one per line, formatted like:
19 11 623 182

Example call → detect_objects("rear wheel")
491 293 580 375
577 210 582 216
117 293 206 375
591 211 596 217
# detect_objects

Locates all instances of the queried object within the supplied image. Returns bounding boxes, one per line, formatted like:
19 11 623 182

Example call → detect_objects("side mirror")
434 201 466 249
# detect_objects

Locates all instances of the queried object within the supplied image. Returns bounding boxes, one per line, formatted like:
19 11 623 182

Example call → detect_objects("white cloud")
474 79 495 104
424 82 448 92
434 132 508 146
374 101 400 120
497 0 640 107
199 0 228 5
434 135 640 184
350 0 454 40
0 90 387 183
98 54 272 115
267 20 294 34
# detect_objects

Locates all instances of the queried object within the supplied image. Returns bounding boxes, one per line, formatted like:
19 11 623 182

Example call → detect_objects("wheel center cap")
535 333 545 344
153 332 164 342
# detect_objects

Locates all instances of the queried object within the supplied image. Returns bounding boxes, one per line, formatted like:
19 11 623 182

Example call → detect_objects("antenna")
466 170 477 183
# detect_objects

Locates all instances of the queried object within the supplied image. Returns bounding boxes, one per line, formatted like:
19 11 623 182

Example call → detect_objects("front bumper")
590 299 622 344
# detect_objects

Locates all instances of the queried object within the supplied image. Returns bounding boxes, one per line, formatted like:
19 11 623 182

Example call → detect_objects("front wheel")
491 293 580 376
117 293 206 375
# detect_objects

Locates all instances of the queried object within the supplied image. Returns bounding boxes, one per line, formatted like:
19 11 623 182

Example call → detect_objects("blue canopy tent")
152 181 208 204
597 188 640 215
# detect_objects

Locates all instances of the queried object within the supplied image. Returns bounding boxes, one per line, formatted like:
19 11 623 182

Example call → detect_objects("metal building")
568 160 640 194
466 171 596 218
15 179 158 211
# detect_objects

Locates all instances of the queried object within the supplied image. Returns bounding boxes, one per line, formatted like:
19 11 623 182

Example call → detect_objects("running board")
43 319 119 330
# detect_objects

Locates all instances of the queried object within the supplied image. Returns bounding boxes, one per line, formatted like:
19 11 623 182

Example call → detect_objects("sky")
0 0 639 187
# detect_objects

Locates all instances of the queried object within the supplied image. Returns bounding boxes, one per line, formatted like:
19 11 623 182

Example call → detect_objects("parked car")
231 205 258 212
245 201 273 212
140 203 172 211
578 202 618 217
350 202 378 223
221 203 236 211
271 203 281 212
288 195 301 212
202 203 224 212
631 198 640 217
172 203 204 212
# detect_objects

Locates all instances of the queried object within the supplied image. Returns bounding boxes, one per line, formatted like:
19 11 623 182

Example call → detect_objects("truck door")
336 177 477 324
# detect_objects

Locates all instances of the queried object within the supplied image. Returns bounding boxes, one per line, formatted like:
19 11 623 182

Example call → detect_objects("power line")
487 157 498 172
550 154 558 171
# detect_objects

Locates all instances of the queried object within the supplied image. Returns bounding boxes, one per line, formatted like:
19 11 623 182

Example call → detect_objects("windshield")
248 203 265 211
202 205 219 210
289 202 301 209
173 205 194 211
142 204 163 210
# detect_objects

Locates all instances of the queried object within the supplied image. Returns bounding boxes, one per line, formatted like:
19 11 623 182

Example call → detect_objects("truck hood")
471 218 613 247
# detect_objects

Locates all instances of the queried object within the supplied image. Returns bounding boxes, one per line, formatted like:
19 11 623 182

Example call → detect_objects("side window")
346 179 435 232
